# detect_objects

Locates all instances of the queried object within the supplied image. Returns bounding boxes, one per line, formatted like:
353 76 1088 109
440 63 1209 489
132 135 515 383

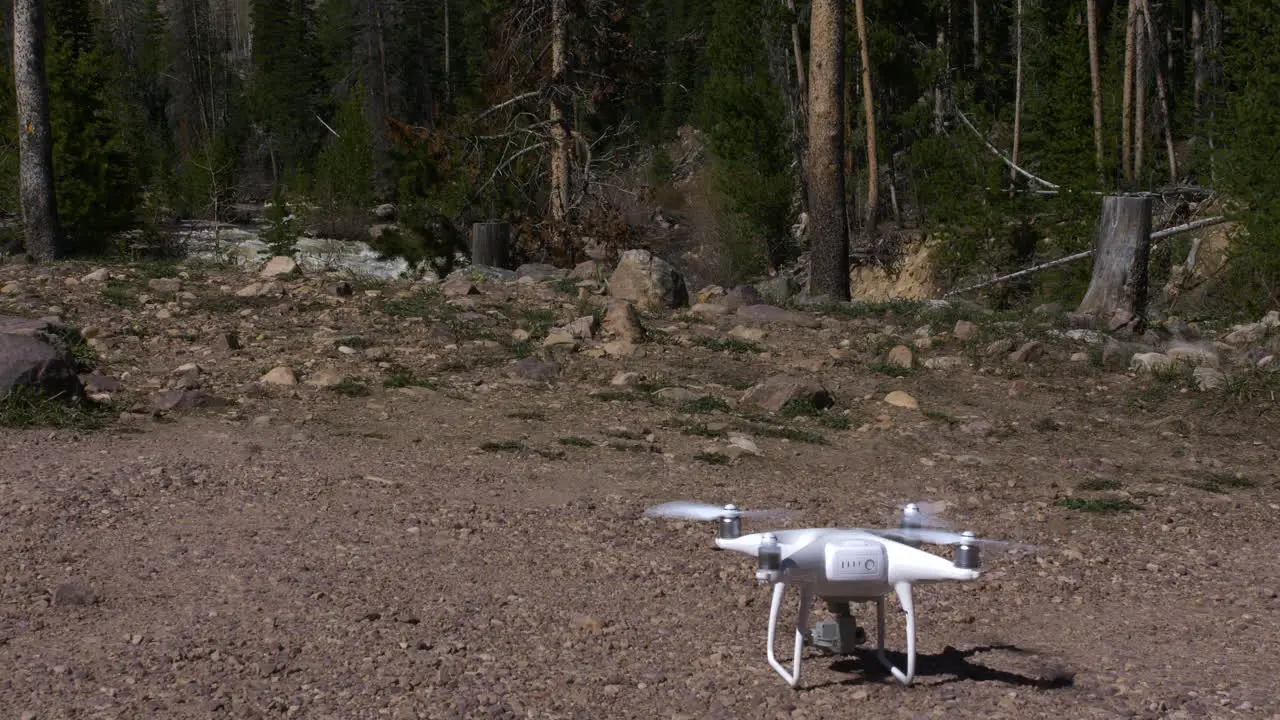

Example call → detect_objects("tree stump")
470 221 510 268
1077 195 1153 330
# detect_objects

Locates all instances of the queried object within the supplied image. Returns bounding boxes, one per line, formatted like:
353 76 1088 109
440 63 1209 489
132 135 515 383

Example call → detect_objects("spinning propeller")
644 501 793 522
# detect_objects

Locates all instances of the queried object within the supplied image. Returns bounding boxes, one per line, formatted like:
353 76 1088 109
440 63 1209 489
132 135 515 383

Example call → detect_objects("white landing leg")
765 582 813 687
875 581 917 685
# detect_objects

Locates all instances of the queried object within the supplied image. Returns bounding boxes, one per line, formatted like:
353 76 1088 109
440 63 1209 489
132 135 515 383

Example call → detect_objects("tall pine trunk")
549 0 570 245
1087 0 1105 180
806 0 848 300
854 0 878 240
1134 1 1147 183
12 0 62 260
1122 0 1138 184
1010 0 1023 187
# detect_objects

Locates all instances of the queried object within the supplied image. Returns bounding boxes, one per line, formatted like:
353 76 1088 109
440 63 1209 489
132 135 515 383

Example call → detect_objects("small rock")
610 371 642 387
728 326 766 343
1224 322 1265 345
883 390 918 409
330 281 354 297
147 278 181 294
260 366 297 386
304 367 345 388
151 389 230 412
923 356 965 370
654 387 701 405
80 268 109 283
1166 341 1219 367
727 432 761 456
505 357 561 384
564 315 599 339
569 260 607 281
1193 366 1226 391
1130 352 1176 373
722 285 765 310
601 299 646 344
1010 341 1046 363
984 338 1017 357
51 582 97 606
953 320 978 341
260 256 297 278
515 263 566 281
886 345 913 369
608 249 688 310
689 302 729 318
216 332 241 351
740 375 834 414
441 276 479 298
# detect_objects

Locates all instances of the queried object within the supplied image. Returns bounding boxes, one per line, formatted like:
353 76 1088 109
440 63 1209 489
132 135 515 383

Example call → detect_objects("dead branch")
474 90 542 123
953 105 1061 191
942 215 1228 298
316 114 340 139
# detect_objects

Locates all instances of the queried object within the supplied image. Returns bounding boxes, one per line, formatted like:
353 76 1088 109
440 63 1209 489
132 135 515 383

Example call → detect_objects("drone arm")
765 582 812 688
876 581 917 685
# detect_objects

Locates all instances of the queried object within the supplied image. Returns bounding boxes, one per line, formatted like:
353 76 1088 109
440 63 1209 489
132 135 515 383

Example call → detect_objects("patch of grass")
382 366 438 389
675 421 728 438
922 408 959 425
693 337 762 354
679 396 731 414
694 451 730 465
511 307 559 339
591 389 661 405
480 440 523 452
100 280 140 308
869 362 914 377
1054 497 1141 514
777 397 851 430
607 440 650 452
552 277 580 294
507 409 547 420
817 413 852 430
193 294 280 314
558 436 594 447
382 290 441 319
329 379 370 397
337 335 376 350
1185 471 1255 493
739 421 828 445
1076 478 1123 491
0 387 113 430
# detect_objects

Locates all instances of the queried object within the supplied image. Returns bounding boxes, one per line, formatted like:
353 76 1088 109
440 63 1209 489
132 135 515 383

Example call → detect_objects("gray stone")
607 249 688 311
151 389 232 412
722 285 765 310
515 263 567 281
740 375 834 414
0 323 83 400
505 357 561 384
602 299 646 344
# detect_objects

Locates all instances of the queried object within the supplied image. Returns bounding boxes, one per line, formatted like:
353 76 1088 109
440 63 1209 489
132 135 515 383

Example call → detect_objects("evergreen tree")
249 0 328 182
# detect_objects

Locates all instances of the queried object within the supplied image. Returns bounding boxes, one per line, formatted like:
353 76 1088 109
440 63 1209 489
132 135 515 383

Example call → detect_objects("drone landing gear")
765 581 917 689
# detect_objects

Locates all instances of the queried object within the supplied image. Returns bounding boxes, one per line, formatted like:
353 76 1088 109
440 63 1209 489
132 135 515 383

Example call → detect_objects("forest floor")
1 255 1278 720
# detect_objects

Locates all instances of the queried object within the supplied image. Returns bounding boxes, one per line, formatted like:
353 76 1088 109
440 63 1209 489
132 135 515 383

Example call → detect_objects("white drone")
644 500 1034 689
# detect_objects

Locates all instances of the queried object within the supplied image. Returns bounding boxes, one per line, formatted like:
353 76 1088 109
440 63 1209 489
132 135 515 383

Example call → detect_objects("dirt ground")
1 256 1278 720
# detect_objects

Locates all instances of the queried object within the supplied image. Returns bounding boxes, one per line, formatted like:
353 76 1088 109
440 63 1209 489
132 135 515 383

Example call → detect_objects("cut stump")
470 221 510 269
1077 195 1152 331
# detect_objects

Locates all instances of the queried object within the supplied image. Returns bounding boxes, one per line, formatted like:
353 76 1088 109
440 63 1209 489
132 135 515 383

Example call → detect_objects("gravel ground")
1 258 1279 720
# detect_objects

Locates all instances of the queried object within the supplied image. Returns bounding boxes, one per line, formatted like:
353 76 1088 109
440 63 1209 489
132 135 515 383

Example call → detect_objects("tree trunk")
1077 195 1153 327
12 0 62 261
470 221 511 269
854 0 878 241
1138 0 1178 184
1086 0 1105 180
549 0 570 244
1010 0 1023 187
806 0 848 300
1122 0 1137 184
971 0 979 71
1134 1 1147 184
1191 0 1203 119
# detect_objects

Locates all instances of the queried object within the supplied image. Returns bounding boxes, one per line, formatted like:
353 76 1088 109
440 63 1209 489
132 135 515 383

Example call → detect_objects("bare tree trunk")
971 0 980 71
549 0 570 242
1078 195 1153 330
787 0 806 98
1137 0 1177 184
806 0 848 300
1010 0 1023 187
933 24 946 134
1191 0 1204 118
1087 0 1105 179
12 0 62 261
854 0 878 239
1122 0 1137 184
1134 1 1147 184
444 0 452 110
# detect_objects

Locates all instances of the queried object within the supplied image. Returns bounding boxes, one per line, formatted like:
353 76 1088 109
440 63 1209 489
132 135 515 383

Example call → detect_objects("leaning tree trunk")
12 0 62 261
1078 195 1153 330
1121 0 1138 184
806 0 849 300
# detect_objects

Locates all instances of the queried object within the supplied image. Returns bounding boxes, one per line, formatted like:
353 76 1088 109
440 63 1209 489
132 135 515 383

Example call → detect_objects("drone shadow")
802 644 1076 692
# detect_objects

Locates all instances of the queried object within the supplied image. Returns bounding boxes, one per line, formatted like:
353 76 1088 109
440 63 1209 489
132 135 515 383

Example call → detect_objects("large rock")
0 316 85 400
734 304 823 328
739 375 834 414
607 249 688 311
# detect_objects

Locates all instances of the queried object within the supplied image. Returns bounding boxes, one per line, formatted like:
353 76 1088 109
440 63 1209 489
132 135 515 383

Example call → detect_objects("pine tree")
249 0 328 182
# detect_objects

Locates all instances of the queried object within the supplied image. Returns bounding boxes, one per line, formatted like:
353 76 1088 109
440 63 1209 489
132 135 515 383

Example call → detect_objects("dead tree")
1078 195 1154 329
854 0 878 240
806 0 849 300
12 0 62 260
1087 0 1104 179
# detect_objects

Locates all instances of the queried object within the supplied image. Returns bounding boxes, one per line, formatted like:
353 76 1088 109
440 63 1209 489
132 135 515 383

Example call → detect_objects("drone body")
644 501 1030 689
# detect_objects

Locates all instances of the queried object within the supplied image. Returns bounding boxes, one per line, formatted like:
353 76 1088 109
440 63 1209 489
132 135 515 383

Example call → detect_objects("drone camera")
954 531 981 570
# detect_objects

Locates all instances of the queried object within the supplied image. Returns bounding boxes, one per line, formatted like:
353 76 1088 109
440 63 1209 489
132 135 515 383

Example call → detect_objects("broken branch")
953 105 1060 190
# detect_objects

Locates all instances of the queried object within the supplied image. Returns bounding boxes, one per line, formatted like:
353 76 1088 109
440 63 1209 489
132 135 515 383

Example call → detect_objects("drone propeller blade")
644 500 791 522
868 527 1037 552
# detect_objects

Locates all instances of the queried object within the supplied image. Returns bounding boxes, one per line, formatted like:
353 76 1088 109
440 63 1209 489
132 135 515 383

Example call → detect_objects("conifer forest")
1 0 1278 318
